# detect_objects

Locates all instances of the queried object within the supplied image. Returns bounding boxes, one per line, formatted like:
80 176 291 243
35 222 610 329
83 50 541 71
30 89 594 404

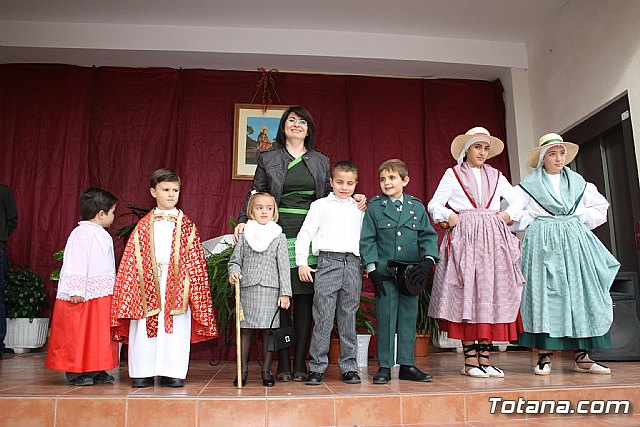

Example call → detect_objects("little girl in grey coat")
228 192 292 387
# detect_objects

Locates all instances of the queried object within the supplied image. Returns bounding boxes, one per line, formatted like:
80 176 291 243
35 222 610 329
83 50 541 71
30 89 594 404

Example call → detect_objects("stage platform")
1 350 639 426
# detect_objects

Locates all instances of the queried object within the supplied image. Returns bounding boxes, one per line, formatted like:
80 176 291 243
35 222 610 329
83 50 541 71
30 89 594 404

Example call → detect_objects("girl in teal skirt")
515 133 620 375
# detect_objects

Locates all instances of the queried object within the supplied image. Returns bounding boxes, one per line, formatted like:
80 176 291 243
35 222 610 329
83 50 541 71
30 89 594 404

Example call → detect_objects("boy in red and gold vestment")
111 169 217 388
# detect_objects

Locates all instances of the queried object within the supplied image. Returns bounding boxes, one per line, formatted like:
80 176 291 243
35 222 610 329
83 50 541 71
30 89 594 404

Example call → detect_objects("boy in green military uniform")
360 159 439 384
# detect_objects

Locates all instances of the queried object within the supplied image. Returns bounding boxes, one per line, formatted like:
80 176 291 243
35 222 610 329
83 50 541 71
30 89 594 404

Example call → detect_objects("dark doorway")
564 94 640 360
564 94 639 273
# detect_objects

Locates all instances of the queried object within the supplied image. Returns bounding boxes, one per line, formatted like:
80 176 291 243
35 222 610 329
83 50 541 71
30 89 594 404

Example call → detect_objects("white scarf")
243 220 283 252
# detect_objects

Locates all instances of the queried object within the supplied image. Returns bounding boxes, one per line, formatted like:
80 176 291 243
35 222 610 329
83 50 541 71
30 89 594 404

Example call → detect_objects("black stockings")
277 293 313 374
240 329 272 374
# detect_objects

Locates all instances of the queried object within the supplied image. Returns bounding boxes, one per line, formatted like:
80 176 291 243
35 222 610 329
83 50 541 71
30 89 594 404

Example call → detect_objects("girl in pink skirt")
427 127 525 378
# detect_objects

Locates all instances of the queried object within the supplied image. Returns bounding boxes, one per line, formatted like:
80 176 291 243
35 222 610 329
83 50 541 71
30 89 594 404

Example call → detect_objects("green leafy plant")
50 249 64 281
416 270 438 336
5 261 49 321
114 204 152 242
205 216 239 346
332 295 377 337
356 295 376 335
206 245 235 345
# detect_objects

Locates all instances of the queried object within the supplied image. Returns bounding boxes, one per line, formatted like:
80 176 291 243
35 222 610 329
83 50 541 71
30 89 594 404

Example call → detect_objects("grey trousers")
308 251 362 374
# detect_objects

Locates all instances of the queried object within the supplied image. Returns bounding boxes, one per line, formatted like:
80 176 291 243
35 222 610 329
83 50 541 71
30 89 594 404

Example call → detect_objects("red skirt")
440 312 524 342
45 296 119 373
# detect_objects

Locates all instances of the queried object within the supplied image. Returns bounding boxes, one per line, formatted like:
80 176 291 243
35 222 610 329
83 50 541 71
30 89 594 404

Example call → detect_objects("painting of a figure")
244 118 278 165
233 104 289 180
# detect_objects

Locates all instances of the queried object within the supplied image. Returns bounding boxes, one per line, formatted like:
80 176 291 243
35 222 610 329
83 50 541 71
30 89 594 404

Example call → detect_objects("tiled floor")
1 350 639 426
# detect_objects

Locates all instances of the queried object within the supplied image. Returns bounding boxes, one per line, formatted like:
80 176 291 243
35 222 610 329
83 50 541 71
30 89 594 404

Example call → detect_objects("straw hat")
527 133 579 168
450 127 504 161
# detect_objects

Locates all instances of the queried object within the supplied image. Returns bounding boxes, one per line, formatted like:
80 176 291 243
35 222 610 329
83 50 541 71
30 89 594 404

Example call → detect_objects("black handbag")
386 260 424 296
267 307 297 352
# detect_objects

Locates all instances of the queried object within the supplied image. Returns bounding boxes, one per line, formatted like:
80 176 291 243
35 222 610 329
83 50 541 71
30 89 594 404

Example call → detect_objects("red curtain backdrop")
0 64 510 355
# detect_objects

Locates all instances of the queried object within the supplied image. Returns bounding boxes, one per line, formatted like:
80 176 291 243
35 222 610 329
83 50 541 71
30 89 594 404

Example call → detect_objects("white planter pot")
5 318 50 354
356 334 371 367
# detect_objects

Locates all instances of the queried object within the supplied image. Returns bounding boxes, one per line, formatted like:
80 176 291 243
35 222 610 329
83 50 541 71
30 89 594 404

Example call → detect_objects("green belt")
287 238 318 269
279 207 309 215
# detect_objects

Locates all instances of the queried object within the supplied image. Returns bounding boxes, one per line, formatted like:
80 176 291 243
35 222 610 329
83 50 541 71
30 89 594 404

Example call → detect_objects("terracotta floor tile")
581 386 640 415
56 398 126 427
0 351 638 425
200 385 268 397
0 397 55 427
465 390 528 422
401 392 466 424
524 388 585 419
127 398 197 426
267 396 335 426
266 382 335 396
335 395 402 426
198 397 266 426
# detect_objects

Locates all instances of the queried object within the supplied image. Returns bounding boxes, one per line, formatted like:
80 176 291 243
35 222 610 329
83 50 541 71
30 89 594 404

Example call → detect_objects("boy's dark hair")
150 168 181 188
332 160 358 178
275 106 316 149
79 188 117 220
378 159 409 179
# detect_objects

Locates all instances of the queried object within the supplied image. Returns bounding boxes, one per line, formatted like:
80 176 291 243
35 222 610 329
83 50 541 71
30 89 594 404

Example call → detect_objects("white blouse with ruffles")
513 173 609 231
57 221 116 301
428 166 524 223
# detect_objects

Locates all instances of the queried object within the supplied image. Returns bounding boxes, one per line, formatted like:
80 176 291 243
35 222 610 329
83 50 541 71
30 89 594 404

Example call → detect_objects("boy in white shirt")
295 160 364 385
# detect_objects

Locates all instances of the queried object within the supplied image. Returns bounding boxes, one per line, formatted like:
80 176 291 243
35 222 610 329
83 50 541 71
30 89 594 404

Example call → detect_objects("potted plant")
206 245 235 348
415 271 438 357
4 260 49 353
355 295 376 366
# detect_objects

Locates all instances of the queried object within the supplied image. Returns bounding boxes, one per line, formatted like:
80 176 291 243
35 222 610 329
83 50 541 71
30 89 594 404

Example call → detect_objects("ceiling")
0 0 570 79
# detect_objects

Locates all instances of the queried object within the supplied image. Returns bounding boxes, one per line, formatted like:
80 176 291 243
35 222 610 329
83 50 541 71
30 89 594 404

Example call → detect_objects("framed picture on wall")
233 103 289 180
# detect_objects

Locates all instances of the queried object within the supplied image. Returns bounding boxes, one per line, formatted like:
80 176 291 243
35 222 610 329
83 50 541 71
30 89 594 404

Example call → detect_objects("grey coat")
228 233 292 296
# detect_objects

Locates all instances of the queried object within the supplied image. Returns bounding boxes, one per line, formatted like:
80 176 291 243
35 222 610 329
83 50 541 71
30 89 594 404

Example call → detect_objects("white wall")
501 67 535 183
525 0 640 183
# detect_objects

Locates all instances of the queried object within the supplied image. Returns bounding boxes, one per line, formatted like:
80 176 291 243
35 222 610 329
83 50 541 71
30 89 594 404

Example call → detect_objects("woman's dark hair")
79 188 118 220
275 105 316 149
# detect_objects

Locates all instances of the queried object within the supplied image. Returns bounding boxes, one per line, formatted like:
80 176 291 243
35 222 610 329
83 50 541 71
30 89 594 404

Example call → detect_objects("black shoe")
132 377 155 388
233 372 248 387
160 377 185 388
276 372 291 382
341 371 361 384
292 371 308 382
398 365 432 382
305 371 324 385
93 371 115 384
373 367 391 384
69 375 94 386
262 371 275 387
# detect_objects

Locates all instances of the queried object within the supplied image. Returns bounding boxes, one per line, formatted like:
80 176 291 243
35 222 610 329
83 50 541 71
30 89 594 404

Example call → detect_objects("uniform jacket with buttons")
359 193 438 276
238 145 331 223
228 233 292 296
